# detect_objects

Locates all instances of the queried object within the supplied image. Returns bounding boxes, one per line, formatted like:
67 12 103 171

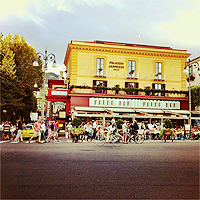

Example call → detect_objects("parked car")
21 124 34 138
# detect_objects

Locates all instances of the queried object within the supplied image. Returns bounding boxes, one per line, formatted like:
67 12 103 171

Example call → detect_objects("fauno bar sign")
89 98 180 110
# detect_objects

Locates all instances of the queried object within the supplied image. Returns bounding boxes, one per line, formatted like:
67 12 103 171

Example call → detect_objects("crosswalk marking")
0 140 10 143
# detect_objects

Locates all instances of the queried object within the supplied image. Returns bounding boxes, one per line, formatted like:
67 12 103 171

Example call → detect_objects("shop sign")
89 98 180 110
108 61 124 71
51 90 68 96
46 101 52 118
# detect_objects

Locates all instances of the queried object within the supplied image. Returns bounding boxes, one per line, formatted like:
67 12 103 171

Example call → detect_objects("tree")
163 119 173 128
0 33 43 123
116 119 123 129
71 117 82 128
191 86 200 107
0 33 16 77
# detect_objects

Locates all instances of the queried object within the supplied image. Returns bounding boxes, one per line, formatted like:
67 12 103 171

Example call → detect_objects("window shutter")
93 80 96 86
161 84 165 90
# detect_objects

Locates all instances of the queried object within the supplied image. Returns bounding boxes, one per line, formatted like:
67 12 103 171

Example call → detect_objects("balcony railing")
94 69 107 77
126 71 139 79
153 73 165 81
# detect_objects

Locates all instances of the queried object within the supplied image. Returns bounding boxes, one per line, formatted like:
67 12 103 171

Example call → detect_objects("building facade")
46 40 199 126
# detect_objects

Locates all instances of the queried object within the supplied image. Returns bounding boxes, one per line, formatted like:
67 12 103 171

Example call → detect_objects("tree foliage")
163 119 173 129
191 86 200 107
0 33 43 123
71 117 82 128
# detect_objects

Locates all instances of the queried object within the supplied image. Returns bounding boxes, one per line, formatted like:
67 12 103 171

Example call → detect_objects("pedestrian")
66 122 73 139
41 121 46 142
46 121 57 142
3 121 10 140
54 121 59 142
29 119 41 143
92 120 97 140
0 121 4 139
14 119 23 142
88 121 93 140
10 123 16 141
122 120 128 144
130 120 139 135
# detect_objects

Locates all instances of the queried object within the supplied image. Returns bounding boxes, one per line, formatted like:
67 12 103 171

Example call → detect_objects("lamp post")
183 59 200 138
33 49 57 121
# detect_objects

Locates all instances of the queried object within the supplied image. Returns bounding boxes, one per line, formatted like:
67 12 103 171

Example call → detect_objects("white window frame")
155 62 162 80
128 60 136 78
96 58 104 76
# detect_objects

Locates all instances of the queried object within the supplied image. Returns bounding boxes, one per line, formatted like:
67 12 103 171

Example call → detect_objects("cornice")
70 44 190 59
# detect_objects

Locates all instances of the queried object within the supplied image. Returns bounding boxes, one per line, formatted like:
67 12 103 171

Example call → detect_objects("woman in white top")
10 124 16 141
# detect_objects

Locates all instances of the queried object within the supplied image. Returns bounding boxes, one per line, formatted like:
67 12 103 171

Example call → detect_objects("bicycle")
127 129 145 144
94 130 123 147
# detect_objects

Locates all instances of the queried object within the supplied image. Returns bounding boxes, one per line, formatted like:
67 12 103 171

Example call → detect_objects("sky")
1 0 200 75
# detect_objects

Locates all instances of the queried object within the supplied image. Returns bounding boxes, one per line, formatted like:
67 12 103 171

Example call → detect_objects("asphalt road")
1 139 199 199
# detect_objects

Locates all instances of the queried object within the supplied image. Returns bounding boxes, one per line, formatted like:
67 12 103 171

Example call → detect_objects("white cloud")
156 1 200 46
0 0 30 17
0 0 44 25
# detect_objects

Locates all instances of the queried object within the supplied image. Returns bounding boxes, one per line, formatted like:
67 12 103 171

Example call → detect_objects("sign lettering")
89 98 180 110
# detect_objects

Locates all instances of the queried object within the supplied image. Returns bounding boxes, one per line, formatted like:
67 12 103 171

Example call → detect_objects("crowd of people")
65 119 144 143
1 118 199 143
0 119 60 143
0 119 23 142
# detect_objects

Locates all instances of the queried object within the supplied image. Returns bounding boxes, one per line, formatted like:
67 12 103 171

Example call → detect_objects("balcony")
94 69 107 77
153 73 165 81
126 71 139 79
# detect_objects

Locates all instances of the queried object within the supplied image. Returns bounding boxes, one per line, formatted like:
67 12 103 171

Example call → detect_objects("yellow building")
61 40 197 126
64 40 190 95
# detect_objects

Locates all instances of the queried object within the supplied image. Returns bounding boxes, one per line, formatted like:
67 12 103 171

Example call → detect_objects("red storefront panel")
70 96 89 107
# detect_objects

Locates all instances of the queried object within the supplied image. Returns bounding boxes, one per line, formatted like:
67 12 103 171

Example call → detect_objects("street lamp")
183 59 200 138
33 49 57 121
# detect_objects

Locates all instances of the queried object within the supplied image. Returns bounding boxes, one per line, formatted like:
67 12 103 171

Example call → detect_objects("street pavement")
1 138 199 199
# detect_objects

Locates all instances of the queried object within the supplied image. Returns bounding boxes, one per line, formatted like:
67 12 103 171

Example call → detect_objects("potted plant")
129 70 134 75
160 119 174 142
116 119 123 135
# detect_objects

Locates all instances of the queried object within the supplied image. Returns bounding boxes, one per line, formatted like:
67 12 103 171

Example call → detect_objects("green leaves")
191 86 200 107
69 84 187 96
1 33 43 122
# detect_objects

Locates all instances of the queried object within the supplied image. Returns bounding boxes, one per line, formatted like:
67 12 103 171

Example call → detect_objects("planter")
160 128 174 142
164 132 171 136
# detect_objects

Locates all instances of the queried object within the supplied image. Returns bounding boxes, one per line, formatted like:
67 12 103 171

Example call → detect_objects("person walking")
130 120 139 135
10 124 16 141
14 119 23 142
41 121 46 142
92 120 97 140
46 121 57 142
54 121 59 142
3 121 10 140
29 119 41 143
122 120 128 144
66 122 73 139
0 122 4 140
